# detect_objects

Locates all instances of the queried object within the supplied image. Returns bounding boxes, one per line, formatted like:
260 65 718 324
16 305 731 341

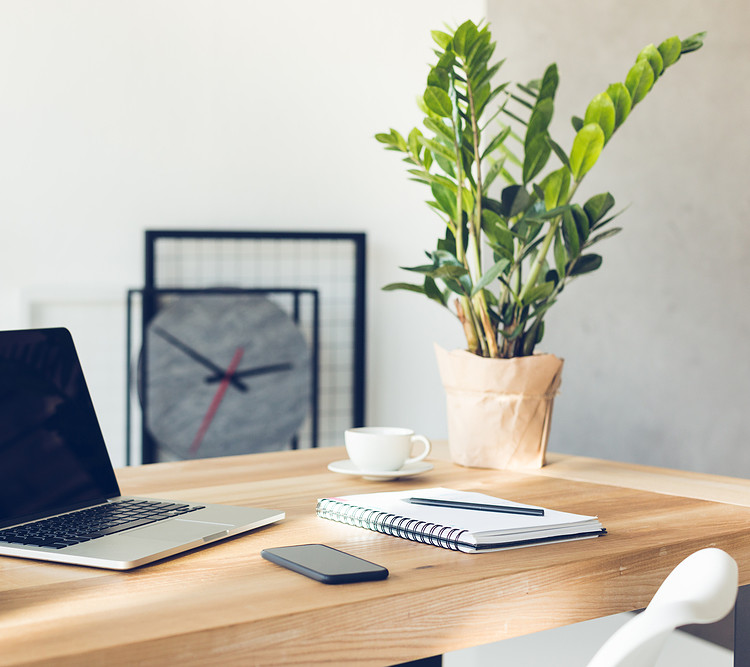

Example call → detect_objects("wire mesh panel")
130 230 365 463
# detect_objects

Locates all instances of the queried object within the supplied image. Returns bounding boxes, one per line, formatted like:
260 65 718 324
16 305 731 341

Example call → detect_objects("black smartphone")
261 544 389 584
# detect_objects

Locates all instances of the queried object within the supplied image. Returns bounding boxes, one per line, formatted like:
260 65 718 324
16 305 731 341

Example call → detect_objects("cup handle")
406 435 431 465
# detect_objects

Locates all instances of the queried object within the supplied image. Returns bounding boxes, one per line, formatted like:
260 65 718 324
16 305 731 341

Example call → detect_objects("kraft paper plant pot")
434 345 564 470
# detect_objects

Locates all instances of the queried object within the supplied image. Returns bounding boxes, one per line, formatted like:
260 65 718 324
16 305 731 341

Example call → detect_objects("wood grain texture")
2 447 749 666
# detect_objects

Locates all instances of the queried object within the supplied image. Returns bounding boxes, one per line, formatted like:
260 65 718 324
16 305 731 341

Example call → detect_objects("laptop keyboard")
0 499 206 550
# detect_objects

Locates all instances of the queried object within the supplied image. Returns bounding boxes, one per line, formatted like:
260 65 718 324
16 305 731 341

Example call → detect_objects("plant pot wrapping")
435 345 564 470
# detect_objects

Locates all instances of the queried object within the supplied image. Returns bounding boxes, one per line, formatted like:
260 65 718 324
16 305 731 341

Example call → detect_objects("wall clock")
142 293 311 461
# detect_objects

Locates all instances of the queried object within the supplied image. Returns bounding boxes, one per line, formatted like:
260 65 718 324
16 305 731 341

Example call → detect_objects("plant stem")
518 181 581 304
518 219 559 303
456 298 481 355
466 59 498 357
447 66 486 355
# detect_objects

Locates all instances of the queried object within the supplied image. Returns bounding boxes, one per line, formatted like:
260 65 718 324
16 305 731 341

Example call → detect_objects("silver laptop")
0 327 284 570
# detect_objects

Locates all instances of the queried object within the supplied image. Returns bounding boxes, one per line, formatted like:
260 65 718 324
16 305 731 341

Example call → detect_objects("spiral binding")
316 498 469 551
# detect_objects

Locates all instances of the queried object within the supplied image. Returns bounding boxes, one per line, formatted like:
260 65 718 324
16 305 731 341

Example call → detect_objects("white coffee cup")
344 427 432 472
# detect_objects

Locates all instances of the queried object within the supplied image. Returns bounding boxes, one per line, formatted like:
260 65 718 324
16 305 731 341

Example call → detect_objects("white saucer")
327 459 434 481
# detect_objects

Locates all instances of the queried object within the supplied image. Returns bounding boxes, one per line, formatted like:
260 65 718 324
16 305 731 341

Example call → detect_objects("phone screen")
261 544 389 584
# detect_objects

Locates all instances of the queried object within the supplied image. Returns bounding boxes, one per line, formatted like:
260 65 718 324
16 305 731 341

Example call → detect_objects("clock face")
144 294 311 460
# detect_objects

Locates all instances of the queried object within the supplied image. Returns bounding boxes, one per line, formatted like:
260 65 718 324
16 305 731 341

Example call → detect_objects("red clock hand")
190 346 244 456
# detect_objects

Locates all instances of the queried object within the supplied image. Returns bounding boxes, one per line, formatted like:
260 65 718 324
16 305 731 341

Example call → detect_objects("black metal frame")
132 229 366 464
126 286 320 465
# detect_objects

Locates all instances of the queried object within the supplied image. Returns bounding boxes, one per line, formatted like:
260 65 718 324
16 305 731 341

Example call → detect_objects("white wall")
485 0 750 475
0 0 481 466
2 1 748 477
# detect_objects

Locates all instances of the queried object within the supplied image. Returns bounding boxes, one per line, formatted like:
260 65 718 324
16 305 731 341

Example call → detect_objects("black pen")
405 497 544 516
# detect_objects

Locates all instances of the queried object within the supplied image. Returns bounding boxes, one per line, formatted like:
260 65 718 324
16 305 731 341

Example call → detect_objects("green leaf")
453 20 479 58
431 181 457 219
585 226 622 247
539 63 559 101
605 83 632 129
518 79 540 96
431 248 461 265
525 97 554 147
375 129 407 151
427 66 450 91
472 82 492 116
482 127 510 159
539 167 570 210
498 142 523 169
553 227 567 278
472 62 503 95
468 36 494 73
522 281 555 307
658 36 682 68
561 209 580 258
522 317 546 356
571 116 584 132
584 92 616 142
382 282 425 294
571 204 589 243
418 135 455 162
431 30 452 50
625 59 654 106
482 156 506 190
423 117 454 142
518 222 545 250
402 263 437 275
546 137 571 171
501 185 531 218
407 128 422 158
436 49 455 71
374 132 396 146
460 186 475 215
680 31 706 54
637 44 664 80
406 169 453 189
431 264 470 280
482 209 514 255
471 258 510 296
423 86 453 118
569 123 605 181
584 192 616 225
433 151 456 177
443 274 472 296
466 26 495 66
522 133 552 184
568 254 603 276
424 276 447 306
531 203 572 220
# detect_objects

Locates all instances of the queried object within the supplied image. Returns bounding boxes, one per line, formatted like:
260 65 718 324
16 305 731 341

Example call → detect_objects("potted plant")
376 20 704 469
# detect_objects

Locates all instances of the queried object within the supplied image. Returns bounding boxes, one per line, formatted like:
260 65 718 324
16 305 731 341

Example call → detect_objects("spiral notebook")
317 487 605 553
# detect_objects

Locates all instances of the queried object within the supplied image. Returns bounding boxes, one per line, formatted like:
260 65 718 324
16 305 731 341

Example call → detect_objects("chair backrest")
586 548 738 667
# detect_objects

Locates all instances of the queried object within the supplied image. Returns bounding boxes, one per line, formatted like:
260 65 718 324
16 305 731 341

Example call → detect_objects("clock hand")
151 325 248 392
204 362 293 384
190 346 245 456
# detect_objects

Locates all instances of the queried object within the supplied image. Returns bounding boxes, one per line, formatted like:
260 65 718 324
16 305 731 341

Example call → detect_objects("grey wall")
486 0 750 475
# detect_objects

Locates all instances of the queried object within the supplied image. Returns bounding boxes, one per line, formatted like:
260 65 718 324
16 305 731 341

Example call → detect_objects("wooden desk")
2 447 750 666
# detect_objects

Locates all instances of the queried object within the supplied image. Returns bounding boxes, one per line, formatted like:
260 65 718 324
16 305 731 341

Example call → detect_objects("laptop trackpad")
136 518 233 543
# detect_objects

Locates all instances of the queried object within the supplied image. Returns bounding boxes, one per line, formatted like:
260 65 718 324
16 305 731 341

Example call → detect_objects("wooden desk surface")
2 447 750 666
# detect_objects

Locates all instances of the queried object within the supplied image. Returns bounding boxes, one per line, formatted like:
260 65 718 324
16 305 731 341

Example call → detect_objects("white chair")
587 548 738 667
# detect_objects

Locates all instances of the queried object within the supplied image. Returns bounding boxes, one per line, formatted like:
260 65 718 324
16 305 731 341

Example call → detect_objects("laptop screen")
0 328 121 527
